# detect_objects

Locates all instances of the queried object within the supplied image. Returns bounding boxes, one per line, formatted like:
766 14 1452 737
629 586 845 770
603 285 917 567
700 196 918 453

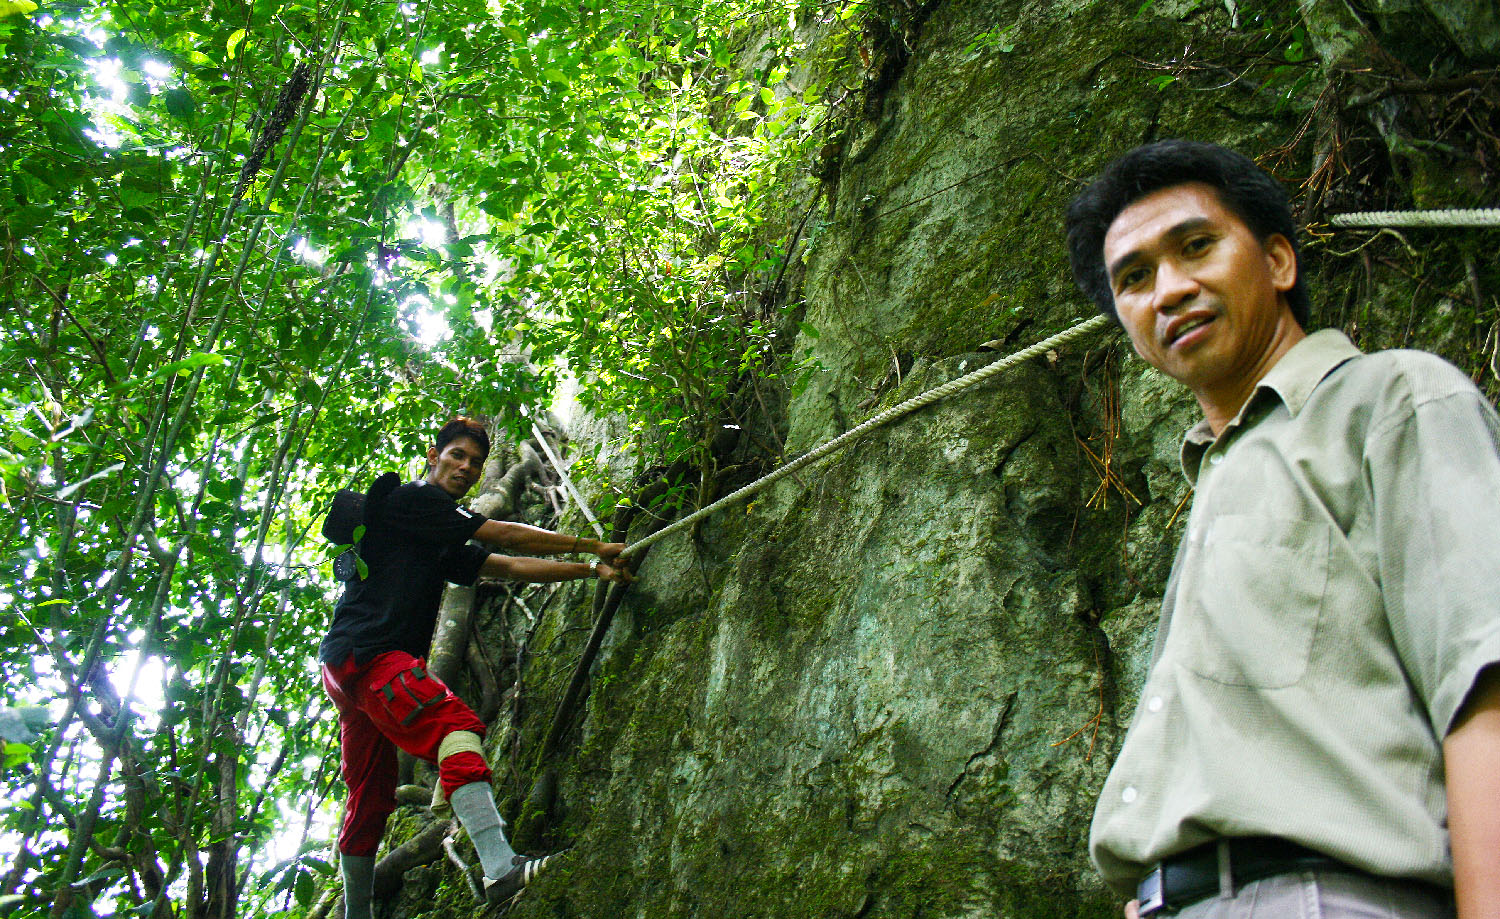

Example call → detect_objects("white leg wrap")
438 730 485 761
430 730 486 818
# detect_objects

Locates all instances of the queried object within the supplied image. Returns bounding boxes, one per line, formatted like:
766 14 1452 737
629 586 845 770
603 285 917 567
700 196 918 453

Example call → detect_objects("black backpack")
321 472 400 581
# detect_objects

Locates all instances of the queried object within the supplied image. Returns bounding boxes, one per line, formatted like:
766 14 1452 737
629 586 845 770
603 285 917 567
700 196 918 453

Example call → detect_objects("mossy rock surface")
376 1 1499 917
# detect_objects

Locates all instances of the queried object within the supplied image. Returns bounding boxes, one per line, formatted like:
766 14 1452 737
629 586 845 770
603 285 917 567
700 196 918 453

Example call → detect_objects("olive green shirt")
1090 329 1500 897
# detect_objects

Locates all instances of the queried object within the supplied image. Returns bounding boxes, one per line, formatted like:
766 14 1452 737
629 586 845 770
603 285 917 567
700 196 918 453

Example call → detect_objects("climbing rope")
618 313 1116 559
1330 208 1500 229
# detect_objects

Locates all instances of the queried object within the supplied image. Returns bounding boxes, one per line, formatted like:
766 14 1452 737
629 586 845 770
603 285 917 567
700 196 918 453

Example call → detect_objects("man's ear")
425 445 441 468
1264 233 1297 293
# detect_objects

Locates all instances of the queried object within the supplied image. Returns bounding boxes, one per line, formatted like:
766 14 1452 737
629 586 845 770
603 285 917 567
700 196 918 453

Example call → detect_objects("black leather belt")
1136 837 1342 917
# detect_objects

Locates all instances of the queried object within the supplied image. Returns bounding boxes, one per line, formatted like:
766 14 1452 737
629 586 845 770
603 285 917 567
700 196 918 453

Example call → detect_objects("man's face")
1103 182 1300 410
425 435 486 498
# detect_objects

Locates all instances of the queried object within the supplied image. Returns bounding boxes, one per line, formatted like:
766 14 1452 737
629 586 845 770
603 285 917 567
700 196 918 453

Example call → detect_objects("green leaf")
120 187 156 209
226 29 246 60
3 742 32 767
304 857 334 876
111 352 228 392
206 477 243 501
293 869 314 907
71 866 126 890
0 0 37 19
163 87 196 119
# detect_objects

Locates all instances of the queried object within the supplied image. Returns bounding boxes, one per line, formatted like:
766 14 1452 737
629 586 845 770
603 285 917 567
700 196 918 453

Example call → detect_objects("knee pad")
430 731 485 817
437 730 484 764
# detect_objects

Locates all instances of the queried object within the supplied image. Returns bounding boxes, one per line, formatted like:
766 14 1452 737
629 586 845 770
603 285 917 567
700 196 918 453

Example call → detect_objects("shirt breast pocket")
1173 514 1330 689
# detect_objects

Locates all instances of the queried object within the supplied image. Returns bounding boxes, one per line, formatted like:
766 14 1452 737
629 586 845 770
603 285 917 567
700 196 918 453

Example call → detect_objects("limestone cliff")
377 1 1498 917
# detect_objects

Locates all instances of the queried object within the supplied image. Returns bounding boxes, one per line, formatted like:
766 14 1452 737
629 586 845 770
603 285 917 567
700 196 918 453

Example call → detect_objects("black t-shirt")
318 481 490 666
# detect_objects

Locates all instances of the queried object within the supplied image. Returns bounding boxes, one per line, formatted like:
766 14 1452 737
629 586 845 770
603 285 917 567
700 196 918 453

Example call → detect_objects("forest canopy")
0 0 827 913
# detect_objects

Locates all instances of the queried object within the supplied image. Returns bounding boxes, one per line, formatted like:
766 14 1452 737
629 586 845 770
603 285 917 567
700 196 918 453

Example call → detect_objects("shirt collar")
1179 329 1362 482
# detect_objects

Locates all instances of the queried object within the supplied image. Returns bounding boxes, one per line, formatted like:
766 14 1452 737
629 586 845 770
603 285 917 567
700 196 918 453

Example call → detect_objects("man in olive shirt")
1065 141 1500 918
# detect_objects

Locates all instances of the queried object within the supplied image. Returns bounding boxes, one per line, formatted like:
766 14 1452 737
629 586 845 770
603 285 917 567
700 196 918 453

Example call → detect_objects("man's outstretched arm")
1445 664 1500 919
479 552 632 584
474 519 624 560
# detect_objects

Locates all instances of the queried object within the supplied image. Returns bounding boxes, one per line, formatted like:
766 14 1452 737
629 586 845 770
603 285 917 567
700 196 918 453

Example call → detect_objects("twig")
1164 489 1194 532
29 273 116 382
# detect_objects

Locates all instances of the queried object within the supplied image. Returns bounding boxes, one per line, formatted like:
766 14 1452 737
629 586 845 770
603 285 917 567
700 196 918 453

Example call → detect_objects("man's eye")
1183 236 1213 255
1117 267 1149 290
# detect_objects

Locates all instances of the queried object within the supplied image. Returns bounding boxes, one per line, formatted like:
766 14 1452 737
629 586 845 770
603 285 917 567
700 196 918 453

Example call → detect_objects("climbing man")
1066 141 1500 918
319 417 633 915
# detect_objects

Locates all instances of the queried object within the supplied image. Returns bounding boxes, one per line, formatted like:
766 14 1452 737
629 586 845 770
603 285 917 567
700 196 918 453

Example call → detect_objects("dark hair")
1065 140 1309 327
434 417 490 459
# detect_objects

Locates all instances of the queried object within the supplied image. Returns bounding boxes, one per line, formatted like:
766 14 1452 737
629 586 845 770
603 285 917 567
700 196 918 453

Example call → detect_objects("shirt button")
1147 696 1163 713
1209 453 1224 466
1122 786 1138 804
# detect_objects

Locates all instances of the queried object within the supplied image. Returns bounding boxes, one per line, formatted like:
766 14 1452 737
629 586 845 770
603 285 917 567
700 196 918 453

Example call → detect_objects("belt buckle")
1137 865 1166 917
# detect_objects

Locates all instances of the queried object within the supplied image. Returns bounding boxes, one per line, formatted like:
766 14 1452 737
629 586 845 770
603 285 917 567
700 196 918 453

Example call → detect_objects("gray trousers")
1173 870 1454 919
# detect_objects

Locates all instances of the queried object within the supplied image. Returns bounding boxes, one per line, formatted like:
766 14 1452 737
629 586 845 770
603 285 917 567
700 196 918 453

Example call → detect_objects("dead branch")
1344 71 1498 109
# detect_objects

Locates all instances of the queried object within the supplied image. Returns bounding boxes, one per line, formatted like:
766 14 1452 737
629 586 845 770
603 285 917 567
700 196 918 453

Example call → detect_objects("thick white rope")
1331 208 1500 228
619 313 1115 558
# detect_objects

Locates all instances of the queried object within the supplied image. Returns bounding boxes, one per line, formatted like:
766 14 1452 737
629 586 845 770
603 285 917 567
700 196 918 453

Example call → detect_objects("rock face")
536 355 1131 918
389 1 1496 917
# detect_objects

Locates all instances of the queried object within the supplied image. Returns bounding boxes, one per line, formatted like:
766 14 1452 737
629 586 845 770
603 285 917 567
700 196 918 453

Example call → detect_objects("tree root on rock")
394 784 432 808
373 821 449 899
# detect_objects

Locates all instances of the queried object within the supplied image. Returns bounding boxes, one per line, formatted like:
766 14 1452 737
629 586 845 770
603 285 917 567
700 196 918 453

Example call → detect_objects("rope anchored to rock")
547 212 1497 562
618 313 1116 559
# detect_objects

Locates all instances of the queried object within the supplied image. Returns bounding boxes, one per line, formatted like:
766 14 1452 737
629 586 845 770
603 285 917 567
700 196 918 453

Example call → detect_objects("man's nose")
1152 259 1199 311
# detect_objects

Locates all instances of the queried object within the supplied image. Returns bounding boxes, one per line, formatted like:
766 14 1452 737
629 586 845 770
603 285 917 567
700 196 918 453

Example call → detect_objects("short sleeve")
440 544 490 586
1368 377 1500 736
378 483 487 545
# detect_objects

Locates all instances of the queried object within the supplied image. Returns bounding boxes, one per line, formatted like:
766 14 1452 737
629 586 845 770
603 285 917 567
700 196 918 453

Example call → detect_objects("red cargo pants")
322 650 490 856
